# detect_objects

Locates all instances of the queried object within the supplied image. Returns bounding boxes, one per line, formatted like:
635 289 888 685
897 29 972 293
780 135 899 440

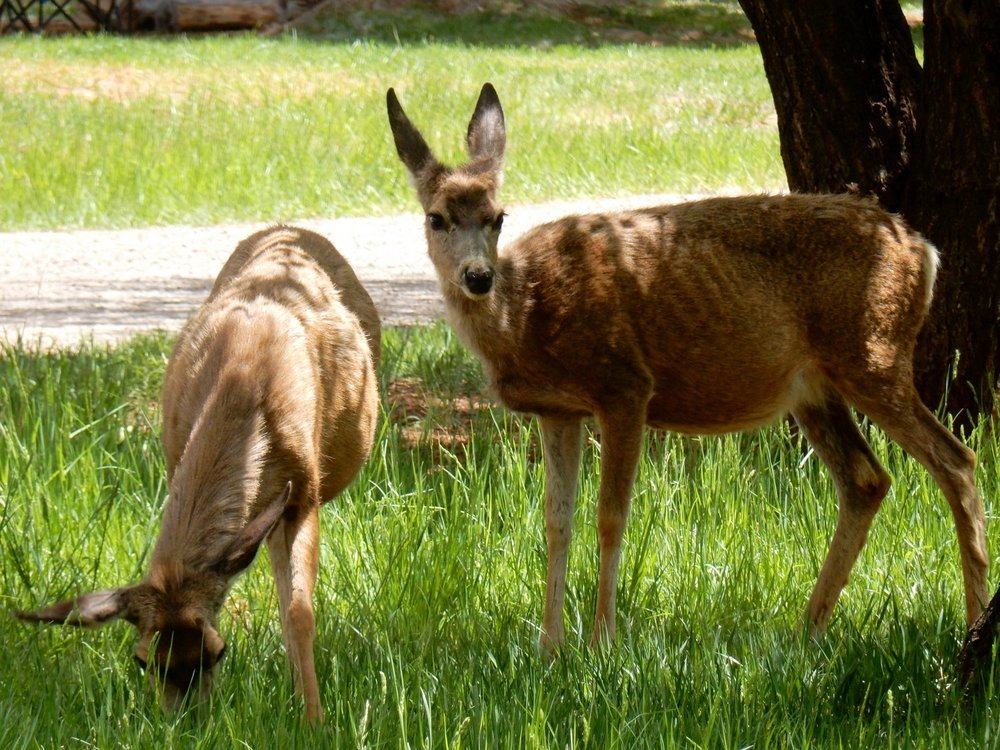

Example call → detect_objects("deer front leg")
538 415 584 656
267 503 322 724
591 404 645 647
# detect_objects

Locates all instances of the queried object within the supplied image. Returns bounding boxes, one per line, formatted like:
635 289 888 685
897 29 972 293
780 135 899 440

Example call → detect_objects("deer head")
387 83 507 300
15 483 291 710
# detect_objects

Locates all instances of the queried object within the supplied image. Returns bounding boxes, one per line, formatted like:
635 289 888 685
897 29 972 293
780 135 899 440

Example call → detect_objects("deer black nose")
463 268 494 295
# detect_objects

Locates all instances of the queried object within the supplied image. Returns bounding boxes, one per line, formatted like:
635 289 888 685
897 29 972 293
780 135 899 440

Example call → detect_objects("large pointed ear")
213 481 292 577
466 83 505 168
386 88 438 177
15 587 132 628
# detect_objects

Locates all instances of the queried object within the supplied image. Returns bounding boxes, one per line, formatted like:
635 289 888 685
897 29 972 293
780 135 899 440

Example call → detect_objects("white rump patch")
919 236 940 312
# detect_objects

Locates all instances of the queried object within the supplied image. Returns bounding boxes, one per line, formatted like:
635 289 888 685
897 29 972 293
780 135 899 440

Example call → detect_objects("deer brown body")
388 84 988 652
18 226 380 722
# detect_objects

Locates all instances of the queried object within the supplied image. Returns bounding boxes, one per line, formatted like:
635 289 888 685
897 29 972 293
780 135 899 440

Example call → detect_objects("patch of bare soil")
0 60 194 102
0 59 372 104
387 376 495 459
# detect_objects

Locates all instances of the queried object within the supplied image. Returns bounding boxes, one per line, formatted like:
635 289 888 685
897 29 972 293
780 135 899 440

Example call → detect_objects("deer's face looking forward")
425 175 505 298
387 83 507 301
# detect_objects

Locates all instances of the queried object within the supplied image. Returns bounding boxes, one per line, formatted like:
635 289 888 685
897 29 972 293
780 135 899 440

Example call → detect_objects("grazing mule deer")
17 226 380 722
386 83 988 652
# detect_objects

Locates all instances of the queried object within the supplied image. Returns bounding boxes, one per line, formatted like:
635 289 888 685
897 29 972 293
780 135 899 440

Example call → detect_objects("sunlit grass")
1 324 997 746
0 27 782 231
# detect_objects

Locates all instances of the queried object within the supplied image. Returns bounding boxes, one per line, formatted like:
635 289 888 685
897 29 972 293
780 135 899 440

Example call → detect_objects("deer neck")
438 254 525 377
154 377 268 573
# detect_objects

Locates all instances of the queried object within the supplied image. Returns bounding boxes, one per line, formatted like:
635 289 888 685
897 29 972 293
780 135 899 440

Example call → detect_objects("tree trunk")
904 0 1000 424
958 585 1000 688
736 0 921 209
739 0 1000 424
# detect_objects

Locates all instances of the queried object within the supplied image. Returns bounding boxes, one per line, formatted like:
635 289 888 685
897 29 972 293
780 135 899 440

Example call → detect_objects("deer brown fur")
17 226 380 722
387 83 988 652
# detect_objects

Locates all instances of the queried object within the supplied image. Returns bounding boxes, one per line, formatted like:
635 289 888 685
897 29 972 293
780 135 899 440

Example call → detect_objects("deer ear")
466 83 506 167
214 482 292 577
15 587 132 628
387 88 438 177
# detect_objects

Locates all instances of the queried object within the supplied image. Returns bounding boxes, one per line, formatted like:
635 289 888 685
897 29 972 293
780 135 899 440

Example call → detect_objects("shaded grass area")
308 0 754 48
0 14 781 230
1 324 998 746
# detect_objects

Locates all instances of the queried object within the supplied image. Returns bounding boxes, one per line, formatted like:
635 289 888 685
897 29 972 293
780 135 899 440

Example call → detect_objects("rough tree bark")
738 0 1000 426
904 0 1000 424
736 0 920 209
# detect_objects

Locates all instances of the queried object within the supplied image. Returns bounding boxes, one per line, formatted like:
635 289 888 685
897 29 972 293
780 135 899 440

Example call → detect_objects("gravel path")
0 193 719 346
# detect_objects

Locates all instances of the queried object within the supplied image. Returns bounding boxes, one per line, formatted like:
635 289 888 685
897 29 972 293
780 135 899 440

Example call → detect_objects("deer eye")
492 213 505 231
133 654 148 671
427 213 446 231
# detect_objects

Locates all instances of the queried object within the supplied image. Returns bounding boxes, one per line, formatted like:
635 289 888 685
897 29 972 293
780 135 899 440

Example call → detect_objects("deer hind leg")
538 415 584 656
793 393 891 634
848 383 988 625
267 502 323 724
591 403 646 648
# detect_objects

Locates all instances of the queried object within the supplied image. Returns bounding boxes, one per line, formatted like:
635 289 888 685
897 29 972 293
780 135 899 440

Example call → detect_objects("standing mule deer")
386 83 989 652
16 226 380 722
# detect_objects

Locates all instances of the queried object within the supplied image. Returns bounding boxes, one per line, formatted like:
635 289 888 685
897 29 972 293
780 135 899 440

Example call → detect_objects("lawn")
1 325 998 747
0 2 972 746
0 2 784 230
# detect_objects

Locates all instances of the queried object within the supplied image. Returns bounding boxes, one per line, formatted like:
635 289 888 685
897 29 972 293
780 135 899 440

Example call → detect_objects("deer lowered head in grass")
16 226 381 723
386 83 988 653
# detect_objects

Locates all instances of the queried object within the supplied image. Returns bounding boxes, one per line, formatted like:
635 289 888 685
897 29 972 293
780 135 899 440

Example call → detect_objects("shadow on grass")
312 607 992 743
293 1 757 50
287 1 928 61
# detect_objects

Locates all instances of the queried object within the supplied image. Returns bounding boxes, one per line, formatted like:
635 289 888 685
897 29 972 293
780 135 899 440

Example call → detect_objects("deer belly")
644 364 811 435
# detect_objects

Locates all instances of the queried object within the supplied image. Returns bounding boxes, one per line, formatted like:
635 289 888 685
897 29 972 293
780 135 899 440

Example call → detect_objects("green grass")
2 324 998 747
309 1 754 48
0 3 782 231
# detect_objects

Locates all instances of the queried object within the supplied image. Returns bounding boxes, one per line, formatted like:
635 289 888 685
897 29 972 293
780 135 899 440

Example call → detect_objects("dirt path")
0 193 722 346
